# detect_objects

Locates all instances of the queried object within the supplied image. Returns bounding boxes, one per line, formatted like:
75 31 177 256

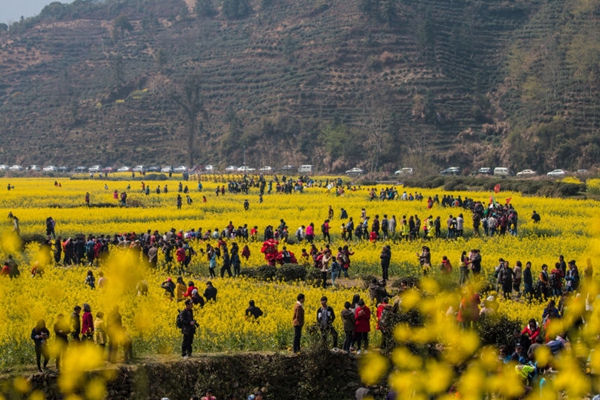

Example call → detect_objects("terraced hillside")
0 0 598 173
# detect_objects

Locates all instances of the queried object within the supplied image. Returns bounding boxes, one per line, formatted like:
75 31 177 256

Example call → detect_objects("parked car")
346 167 364 176
225 165 238 172
576 169 589 175
394 167 414 176
259 166 273 172
547 169 567 178
74 166 87 173
161 166 173 173
516 169 537 178
0 165 9 171
280 165 294 171
43 165 57 172
472 167 492 176
493 167 512 177
440 167 461 176
298 165 313 174
29 165 41 171
57 166 70 173
102 167 114 173
237 166 256 172
147 166 161 172
118 166 131 172
88 165 102 173
9 165 23 171
174 166 188 173
133 165 145 172
204 165 215 172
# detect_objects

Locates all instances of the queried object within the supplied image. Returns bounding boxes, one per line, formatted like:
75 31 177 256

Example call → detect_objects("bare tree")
360 85 391 173
168 75 208 168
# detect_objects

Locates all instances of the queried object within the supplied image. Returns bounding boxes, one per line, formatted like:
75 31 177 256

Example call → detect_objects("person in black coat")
523 262 534 301
245 300 264 320
180 299 196 357
70 305 81 341
31 319 50 372
220 246 232 278
53 314 69 371
380 245 391 281
204 281 217 302
316 296 338 348
191 289 205 307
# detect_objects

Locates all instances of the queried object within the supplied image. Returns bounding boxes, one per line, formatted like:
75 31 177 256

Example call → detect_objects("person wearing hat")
180 299 197 358
191 289 205 307
161 277 176 299
316 296 338 349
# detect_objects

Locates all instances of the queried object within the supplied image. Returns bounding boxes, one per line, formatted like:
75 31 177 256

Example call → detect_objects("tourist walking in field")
45 217 56 238
341 301 355 352
70 305 82 342
380 245 391 281
175 277 186 302
245 300 263 320
292 293 305 353
459 251 469 285
107 305 125 363
221 245 232 278
513 261 523 297
53 314 68 371
207 244 217 278
204 281 217 302
317 296 338 349
85 270 95 289
179 299 197 358
81 303 94 341
31 320 50 372
94 312 107 349
354 299 371 354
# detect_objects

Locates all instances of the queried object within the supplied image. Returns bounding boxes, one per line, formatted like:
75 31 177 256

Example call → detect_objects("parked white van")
493 167 511 176
298 165 313 173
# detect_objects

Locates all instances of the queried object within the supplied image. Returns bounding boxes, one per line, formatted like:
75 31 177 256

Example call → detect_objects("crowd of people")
30 303 131 372
6 182 591 400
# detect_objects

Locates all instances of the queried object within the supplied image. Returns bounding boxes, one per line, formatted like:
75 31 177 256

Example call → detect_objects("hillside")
0 0 598 173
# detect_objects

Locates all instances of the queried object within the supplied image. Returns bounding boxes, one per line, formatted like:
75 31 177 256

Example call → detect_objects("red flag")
506 197 512 204
494 184 501 194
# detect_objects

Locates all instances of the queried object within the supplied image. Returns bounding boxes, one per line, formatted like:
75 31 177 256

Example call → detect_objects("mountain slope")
0 0 598 173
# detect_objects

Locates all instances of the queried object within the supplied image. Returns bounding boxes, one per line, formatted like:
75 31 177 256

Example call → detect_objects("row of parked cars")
0 164 190 173
441 167 588 178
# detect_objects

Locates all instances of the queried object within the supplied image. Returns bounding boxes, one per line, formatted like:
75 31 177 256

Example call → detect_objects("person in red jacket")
183 281 198 298
176 244 186 275
440 256 452 274
456 287 480 329
354 299 371 354
521 318 540 343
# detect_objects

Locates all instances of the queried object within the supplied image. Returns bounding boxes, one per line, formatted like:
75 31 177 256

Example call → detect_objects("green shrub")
276 264 307 281
476 314 522 349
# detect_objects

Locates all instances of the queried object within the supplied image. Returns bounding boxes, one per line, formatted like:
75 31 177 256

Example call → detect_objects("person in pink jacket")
81 303 94 341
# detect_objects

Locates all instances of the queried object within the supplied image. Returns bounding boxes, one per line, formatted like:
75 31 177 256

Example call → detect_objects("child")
85 270 95 289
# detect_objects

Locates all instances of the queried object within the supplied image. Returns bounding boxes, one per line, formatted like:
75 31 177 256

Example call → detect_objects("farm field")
0 177 599 399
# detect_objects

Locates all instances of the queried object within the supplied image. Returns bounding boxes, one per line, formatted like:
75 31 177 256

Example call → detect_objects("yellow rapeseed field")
1 176 600 398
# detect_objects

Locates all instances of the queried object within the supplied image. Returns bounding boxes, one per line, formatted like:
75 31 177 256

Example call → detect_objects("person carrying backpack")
549 263 564 297
178 299 197 358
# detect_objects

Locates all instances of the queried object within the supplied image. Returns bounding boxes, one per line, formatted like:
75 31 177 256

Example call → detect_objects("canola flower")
1 177 600 398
